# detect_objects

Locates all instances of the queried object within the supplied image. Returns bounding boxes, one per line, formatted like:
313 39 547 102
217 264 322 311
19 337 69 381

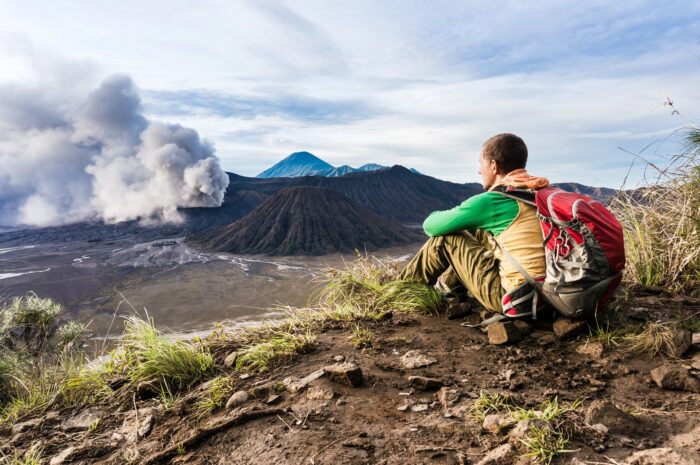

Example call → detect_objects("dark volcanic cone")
190 187 423 255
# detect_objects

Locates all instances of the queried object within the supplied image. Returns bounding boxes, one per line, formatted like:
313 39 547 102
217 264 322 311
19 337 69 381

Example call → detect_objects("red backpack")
494 185 625 319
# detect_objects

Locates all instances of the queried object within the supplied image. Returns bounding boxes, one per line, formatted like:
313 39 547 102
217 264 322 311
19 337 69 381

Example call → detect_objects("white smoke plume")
0 74 229 227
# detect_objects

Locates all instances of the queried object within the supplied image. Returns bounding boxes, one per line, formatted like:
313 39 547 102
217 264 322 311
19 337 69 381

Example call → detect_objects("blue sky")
1 0 699 187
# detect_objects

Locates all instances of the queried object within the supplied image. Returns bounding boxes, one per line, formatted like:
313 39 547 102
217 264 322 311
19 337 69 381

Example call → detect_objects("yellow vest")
491 201 546 291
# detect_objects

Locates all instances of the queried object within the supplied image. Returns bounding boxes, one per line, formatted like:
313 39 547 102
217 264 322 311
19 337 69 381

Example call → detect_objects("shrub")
114 316 214 392
1 294 62 356
612 127 699 292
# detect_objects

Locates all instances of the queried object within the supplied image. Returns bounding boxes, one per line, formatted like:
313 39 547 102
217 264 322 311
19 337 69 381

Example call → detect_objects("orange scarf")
496 168 549 190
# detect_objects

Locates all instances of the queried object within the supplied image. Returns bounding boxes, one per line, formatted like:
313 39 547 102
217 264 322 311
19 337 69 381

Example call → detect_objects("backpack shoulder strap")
490 185 537 206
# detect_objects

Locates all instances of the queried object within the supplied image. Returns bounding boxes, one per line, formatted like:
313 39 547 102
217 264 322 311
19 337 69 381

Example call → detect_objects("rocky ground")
2 290 700 465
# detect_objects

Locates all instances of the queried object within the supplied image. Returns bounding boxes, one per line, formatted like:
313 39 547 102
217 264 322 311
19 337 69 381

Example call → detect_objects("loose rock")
323 362 363 387
225 390 250 409
475 443 516 465
553 317 588 340
282 369 325 393
400 350 437 369
650 365 700 393
576 341 606 358
62 407 102 432
482 413 515 433
625 447 700 465
692 333 700 346
487 321 524 345
437 387 461 410
671 329 693 357
585 400 635 434
508 419 548 444
408 375 443 391
223 351 237 368
50 447 76 465
411 403 429 412
512 320 534 335
137 414 155 439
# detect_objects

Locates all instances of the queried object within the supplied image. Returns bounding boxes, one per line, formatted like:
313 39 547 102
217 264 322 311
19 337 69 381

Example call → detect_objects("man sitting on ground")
399 133 548 318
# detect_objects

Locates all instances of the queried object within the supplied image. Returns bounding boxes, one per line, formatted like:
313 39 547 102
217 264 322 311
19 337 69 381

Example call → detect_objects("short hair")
482 133 528 173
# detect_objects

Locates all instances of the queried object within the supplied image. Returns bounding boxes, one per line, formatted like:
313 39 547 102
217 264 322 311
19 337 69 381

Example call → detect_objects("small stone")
482 413 514 433
475 443 516 465
437 387 461 410
408 375 443 391
670 329 692 357
62 407 102 432
591 423 609 435
400 350 437 369
692 333 700 346
397 404 410 412
323 362 363 387
512 320 534 335
335 398 346 406
487 322 524 345
137 414 154 439
576 341 605 358
225 390 249 409
553 317 588 340
446 301 472 320
411 403 429 412
332 355 345 362
508 419 548 443
50 447 76 465
282 369 325 393
266 394 282 405
585 400 635 434
306 386 335 401
625 447 700 465
223 351 237 368
650 365 700 393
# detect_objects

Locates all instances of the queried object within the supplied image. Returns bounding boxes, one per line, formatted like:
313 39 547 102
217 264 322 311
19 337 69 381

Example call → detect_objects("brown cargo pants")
399 230 505 313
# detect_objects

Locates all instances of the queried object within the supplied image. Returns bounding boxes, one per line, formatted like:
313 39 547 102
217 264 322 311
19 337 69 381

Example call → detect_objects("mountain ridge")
189 186 423 255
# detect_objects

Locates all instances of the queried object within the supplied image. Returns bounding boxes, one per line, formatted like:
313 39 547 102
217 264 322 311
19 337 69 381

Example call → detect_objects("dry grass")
617 321 688 358
612 127 699 292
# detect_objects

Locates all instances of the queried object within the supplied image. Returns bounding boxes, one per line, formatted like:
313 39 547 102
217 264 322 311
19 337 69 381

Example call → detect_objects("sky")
1 0 699 189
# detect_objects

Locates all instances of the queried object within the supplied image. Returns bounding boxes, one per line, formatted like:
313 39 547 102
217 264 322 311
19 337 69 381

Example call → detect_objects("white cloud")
0 0 698 189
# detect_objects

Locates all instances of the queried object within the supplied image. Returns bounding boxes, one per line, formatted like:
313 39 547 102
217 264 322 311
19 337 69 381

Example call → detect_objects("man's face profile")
478 149 497 190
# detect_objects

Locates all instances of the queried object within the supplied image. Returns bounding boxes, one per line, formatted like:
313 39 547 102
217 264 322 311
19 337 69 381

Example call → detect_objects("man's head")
478 133 528 189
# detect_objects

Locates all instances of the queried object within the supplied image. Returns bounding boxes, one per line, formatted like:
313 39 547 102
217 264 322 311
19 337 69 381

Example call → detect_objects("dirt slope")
3 292 699 465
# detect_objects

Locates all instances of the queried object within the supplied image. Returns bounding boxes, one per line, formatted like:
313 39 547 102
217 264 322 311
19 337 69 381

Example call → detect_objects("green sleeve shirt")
422 192 520 237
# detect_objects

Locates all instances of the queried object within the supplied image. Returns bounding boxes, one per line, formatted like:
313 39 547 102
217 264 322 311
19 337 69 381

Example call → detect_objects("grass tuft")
618 321 686 358
471 390 514 421
520 425 573 464
194 376 236 417
511 397 582 422
350 324 374 349
235 331 316 373
113 316 214 392
612 126 699 292
0 446 44 465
